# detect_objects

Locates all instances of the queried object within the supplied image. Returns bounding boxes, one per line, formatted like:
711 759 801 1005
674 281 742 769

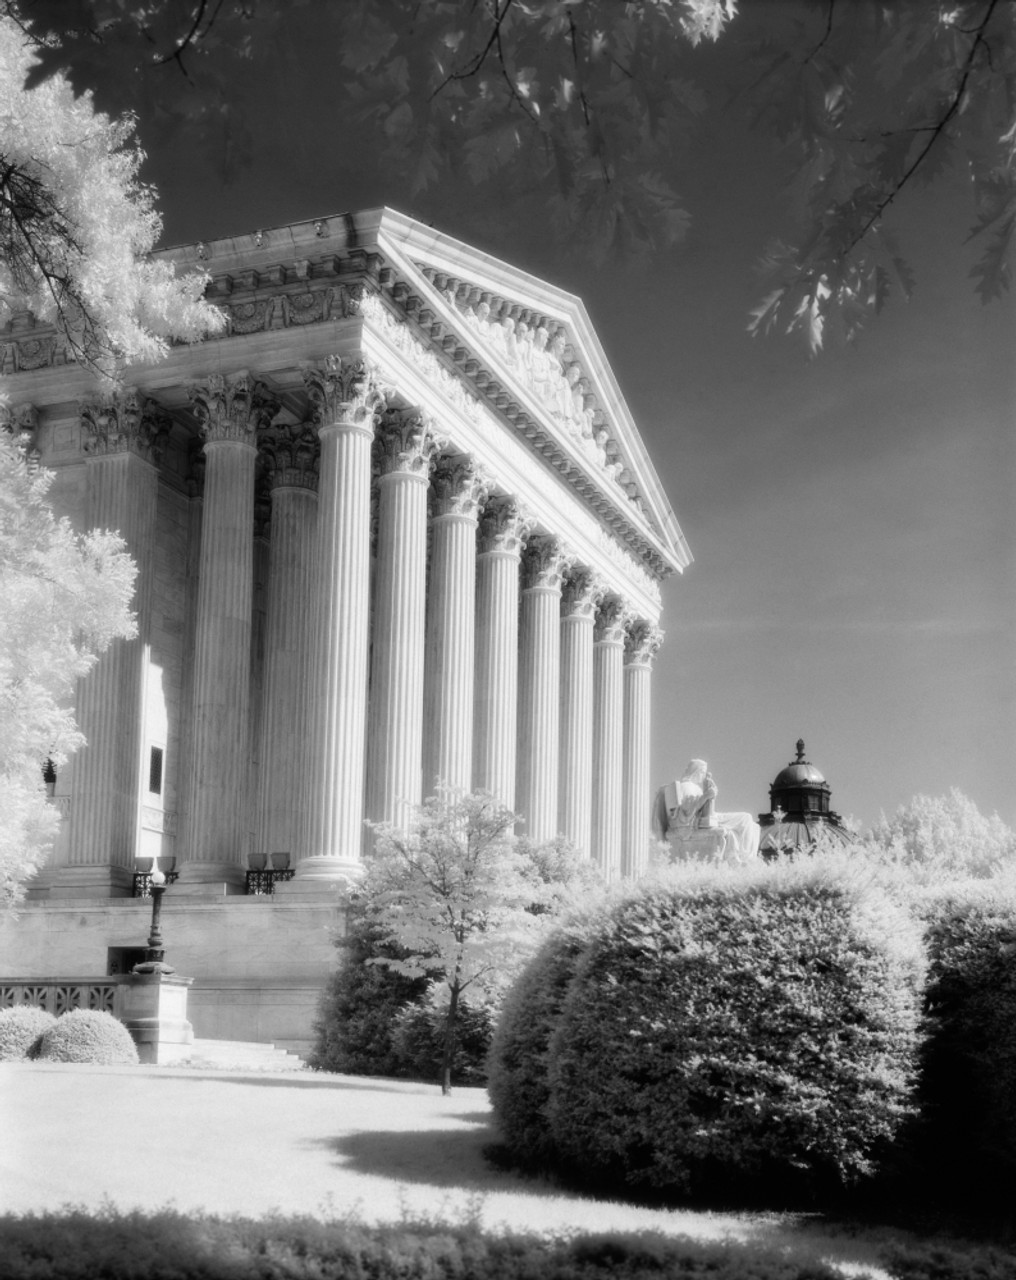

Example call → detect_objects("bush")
38 1009 139 1065
0 1005 56 1060
495 858 926 1201
487 909 601 1167
392 991 496 1085
310 908 427 1076
903 880 1016 1221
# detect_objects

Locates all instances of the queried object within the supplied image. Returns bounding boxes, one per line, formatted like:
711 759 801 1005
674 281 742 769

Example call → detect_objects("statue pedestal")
669 828 727 861
121 972 195 1065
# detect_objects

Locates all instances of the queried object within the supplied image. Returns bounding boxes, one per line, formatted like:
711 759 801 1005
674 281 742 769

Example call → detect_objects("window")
148 746 164 797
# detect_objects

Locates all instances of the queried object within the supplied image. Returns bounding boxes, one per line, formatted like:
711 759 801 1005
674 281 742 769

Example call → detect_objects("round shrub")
38 1009 139 1065
536 859 925 1199
487 910 599 1167
0 1005 57 1060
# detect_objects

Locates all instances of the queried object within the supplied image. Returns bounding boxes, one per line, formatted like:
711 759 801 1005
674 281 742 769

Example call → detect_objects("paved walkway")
1 1062 896 1277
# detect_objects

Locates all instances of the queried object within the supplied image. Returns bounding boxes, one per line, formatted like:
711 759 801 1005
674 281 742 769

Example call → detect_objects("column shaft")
301 359 377 879
182 439 256 878
257 484 318 860
181 373 277 885
517 536 569 842
622 621 663 879
558 569 599 856
366 410 436 832
473 498 527 808
592 599 627 879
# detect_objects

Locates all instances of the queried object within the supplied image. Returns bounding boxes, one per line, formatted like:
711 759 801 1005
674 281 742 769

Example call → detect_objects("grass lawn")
0 1061 1004 1280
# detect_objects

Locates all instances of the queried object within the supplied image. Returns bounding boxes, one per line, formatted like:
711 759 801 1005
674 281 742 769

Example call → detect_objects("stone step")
187 1038 306 1070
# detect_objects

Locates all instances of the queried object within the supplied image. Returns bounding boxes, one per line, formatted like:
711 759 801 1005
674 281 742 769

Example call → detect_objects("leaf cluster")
0 1004 55 1059
0 10 223 376
0 436 137 909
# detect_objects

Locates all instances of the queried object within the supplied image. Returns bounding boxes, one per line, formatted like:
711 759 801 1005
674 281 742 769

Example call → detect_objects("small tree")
366 790 588 1094
0 434 136 909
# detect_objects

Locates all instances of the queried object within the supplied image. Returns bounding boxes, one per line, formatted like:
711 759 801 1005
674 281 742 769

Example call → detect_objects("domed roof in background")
759 739 850 857
772 741 826 788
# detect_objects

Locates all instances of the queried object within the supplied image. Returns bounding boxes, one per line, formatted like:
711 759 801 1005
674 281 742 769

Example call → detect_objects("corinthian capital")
561 566 605 620
521 533 572 592
0 402 39 453
477 494 533 556
431 454 488 519
188 372 279 444
258 420 319 491
80 389 170 464
374 408 442 477
302 355 384 428
624 619 664 666
594 594 631 644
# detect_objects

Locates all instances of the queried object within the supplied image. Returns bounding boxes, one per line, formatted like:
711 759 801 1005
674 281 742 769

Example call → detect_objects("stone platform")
0 890 346 1056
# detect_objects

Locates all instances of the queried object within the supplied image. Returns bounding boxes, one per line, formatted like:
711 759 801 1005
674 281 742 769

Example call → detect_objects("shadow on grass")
145 1068 486 1096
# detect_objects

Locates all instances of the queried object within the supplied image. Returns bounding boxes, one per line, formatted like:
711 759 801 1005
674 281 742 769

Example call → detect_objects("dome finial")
795 738 806 762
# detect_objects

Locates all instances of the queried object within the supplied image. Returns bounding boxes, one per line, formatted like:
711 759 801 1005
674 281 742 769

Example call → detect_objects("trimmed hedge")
38 1009 139 1065
0 1207 862 1280
491 859 926 1200
486 911 599 1168
0 1006 56 1060
907 880 1016 1219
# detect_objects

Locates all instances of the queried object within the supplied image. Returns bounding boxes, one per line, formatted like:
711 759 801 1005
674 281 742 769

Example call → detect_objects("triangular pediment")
372 210 690 576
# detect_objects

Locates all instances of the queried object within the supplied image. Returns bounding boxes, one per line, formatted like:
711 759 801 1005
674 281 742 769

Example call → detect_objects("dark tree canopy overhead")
7 0 1015 349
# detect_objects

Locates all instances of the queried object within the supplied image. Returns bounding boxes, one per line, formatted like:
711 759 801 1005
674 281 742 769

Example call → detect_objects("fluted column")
623 620 664 879
473 496 530 808
256 420 319 865
558 568 602 857
64 392 166 894
423 456 486 797
301 358 382 879
367 408 439 833
592 595 629 879
517 534 571 842
180 373 278 885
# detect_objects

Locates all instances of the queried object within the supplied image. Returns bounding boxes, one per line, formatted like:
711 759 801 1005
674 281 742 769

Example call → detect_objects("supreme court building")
0 209 690 1051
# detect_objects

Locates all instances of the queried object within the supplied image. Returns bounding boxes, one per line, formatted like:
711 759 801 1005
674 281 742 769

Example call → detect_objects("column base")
272 857 362 899
173 862 247 896
45 865 135 900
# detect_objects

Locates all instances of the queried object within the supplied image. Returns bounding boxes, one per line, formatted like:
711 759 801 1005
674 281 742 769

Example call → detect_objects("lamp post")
133 856 175 975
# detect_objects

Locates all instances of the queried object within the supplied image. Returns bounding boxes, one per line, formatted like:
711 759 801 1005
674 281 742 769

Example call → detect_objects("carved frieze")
80 389 171 465
225 282 369 336
624 619 665 666
188 372 279 444
521 533 572 592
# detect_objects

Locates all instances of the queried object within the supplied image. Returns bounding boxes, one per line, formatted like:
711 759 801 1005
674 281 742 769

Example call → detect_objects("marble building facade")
0 209 690 1049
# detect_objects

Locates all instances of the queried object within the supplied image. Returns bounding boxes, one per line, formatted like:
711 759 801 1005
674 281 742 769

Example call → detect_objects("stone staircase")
185 1038 307 1071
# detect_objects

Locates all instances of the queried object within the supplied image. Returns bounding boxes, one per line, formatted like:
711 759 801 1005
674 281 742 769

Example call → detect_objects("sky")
126 4 1014 831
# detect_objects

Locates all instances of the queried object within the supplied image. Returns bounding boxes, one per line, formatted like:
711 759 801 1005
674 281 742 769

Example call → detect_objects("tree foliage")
0 433 136 909
0 11 223 376
365 789 597 1092
865 788 1016 882
10 0 1015 349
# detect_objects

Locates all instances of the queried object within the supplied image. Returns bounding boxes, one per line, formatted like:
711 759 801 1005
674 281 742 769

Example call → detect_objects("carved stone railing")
0 977 128 1016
